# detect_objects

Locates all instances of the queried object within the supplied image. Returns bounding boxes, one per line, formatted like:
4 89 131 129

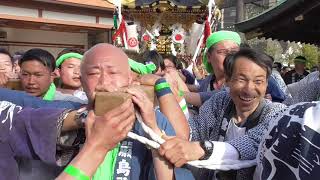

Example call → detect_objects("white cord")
126 112 256 170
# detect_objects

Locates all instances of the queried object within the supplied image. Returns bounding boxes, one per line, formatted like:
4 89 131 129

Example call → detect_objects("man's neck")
213 74 225 90
59 87 79 94
234 103 259 124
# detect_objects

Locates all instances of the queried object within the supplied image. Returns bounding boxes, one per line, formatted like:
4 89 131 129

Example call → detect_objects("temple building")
0 0 114 56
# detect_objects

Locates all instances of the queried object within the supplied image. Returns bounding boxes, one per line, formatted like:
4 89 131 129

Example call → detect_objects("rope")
126 112 257 171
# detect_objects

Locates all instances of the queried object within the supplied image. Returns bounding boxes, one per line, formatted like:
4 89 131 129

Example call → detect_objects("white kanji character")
118 151 127 158
126 149 132 158
117 159 131 176
116 177 128 180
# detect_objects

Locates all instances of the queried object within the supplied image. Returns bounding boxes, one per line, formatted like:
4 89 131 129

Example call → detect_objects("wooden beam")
0 13 112 29
0 0 113 18
0 40 84 48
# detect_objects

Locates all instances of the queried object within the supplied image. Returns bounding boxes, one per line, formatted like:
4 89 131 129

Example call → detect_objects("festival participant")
270 58 291 99
143 50 165 76
0 70 86 180
159 48 286 179
199 30 240 92
0 99 135 180
163 54 198 87
281 66 290 77
254 101 320 180
19 48 84 103
0 48 16 78
56 107 135 180
55 48 87 103
283 56 309 85
182 31 241 107
12 51 24 75
19 48 57 100
80 43 190 180
13 48 83 179
273 62 282 74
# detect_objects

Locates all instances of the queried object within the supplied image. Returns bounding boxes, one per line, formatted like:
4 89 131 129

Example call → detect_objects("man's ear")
53 69 60 78
225 76 231 87
207 52 212 64
51 69 59 82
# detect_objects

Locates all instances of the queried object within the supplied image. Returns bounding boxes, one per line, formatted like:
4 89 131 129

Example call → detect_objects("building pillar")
236 0 244 23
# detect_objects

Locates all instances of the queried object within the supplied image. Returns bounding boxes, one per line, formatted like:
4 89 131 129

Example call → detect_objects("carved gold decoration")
123 1 206 29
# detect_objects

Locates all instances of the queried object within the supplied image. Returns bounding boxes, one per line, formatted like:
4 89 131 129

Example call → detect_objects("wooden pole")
236 0 244 23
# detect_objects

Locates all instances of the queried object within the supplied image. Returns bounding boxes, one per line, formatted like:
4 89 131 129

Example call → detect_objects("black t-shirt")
283 69 309 85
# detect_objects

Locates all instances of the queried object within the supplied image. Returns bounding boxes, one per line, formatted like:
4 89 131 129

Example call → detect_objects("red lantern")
143 34 151 42
175 34 183 41
128 37 138 47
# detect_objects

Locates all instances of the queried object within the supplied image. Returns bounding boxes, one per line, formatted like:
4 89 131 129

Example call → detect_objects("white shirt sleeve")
187 141 256 170
207 141 239 161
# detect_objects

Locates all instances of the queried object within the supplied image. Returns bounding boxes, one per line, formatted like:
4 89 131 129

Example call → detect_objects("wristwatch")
75 108 88 128
199 140 214 160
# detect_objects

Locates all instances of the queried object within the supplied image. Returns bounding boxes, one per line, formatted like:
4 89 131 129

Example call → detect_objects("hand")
126 87 158 131
178 71 187 83
0 73 9 87
85 99 136 152
163 73 180 101
166 69 189 92
164 70 189 101
159 136 205 167
138 74 162 86
131 71 140 82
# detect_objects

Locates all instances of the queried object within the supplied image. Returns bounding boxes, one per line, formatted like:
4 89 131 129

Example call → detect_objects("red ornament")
128 37 138 47
175 34 183 41
143 34 151 42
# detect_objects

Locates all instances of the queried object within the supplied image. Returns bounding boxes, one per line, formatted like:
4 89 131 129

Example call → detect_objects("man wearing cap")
199 30 241 93
55 48 88 103
283 56 309 85
18 48 85 104
182 31 241 107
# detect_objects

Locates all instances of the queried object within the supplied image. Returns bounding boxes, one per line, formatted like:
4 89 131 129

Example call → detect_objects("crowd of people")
0 30 319 180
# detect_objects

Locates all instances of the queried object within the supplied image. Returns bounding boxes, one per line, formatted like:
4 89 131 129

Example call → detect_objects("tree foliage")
301 44 320 69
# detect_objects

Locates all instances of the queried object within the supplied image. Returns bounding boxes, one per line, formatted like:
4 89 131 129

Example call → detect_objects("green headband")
56 52 83 68
294 58 307 64
129 58 156 74
43 83 56 101
203 30 241 73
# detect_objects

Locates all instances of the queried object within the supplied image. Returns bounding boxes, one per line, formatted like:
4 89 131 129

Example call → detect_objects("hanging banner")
126 23 139 52
187 22 204 56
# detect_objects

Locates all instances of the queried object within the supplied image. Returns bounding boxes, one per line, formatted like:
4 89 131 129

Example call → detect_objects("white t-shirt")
225 118 246 141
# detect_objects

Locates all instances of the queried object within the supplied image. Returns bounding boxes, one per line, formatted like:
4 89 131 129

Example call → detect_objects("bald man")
7 44 191 180
81 43 134 102
79 44 191 180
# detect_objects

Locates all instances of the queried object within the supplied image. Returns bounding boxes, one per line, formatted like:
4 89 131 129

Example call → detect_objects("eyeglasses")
164 65 175 69
215 48 239 56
